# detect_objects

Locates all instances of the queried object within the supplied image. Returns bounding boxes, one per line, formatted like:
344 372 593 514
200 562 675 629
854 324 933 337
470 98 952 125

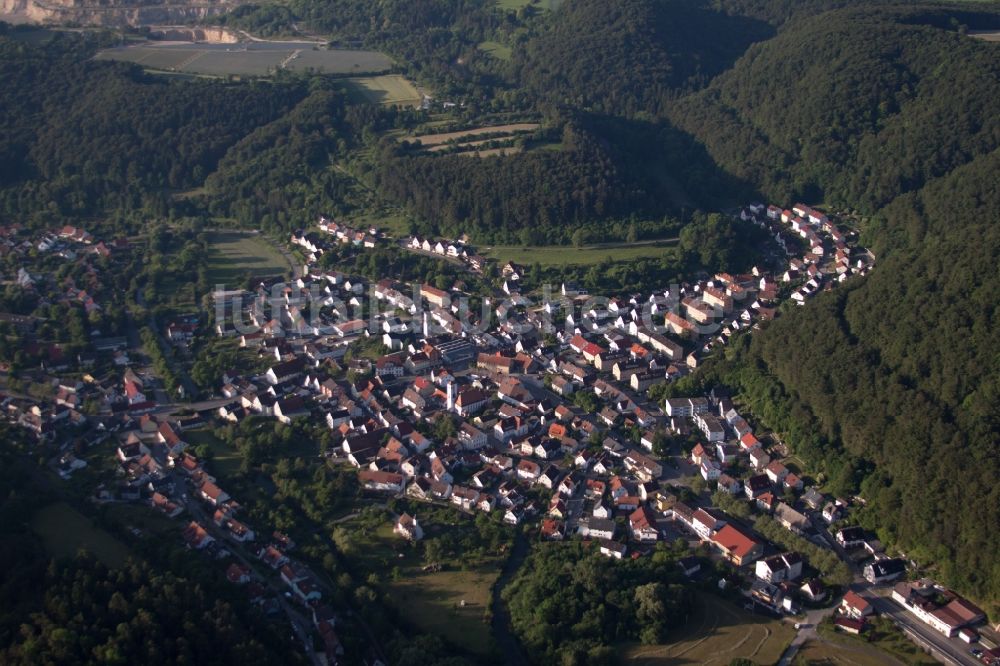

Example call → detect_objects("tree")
572 229 585 248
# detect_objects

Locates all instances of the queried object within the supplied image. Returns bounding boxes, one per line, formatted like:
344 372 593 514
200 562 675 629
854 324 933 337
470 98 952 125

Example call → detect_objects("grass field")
478 40 513 61
623 593 796 665
95 43 392 77
32 502 130 568
496 0 563 10
484 240 676 267
389 568 499 656
206 231 289 286
813 619 939 666
406 123 540 146
185 428 243 479
343 75 423 107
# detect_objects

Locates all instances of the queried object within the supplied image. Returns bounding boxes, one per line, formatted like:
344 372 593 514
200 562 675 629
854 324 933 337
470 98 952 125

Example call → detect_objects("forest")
502 542 694 663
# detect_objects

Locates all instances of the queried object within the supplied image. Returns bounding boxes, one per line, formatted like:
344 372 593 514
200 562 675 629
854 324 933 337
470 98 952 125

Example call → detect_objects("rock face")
0 0 237 28
147 25 238 43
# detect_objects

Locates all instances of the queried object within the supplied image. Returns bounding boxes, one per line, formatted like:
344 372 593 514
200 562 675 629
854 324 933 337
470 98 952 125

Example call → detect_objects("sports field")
206 231 290 286
343 74 423 107
623 593 795 665
31 502 131 568
95 42 392 77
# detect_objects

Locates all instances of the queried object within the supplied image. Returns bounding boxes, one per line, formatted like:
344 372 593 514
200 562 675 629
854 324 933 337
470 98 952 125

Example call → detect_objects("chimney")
446 382 455 412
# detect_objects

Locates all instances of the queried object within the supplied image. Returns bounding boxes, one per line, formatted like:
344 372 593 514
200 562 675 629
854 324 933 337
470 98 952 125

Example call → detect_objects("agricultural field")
484 239 676 267
623 593 795 665
456 146 524 158
31 502 131 568
404 123 540 147
206 230 290 286
95 42 392 77
342 74 423 107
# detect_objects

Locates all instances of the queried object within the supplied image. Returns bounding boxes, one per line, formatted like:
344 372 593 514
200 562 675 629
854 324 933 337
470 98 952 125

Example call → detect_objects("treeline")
503 543 693 662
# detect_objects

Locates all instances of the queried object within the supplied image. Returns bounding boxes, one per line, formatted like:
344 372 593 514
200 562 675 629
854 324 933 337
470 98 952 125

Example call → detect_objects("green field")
478 40 513 61
343 74 423 107
389 568 499 656
484 240 677 267
206 231 290 286
184 428 243 479
95 44 392 77
496 0 563 10
31 502 130 568
623 593 795 665
812 619 939 666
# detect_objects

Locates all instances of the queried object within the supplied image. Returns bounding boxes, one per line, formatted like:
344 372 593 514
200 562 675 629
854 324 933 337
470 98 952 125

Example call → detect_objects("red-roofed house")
711 523 763 565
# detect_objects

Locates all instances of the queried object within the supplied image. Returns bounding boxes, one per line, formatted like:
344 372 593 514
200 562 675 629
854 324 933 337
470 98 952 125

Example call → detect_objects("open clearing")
389 568 499 656
496 0 563 10
32 502 130 568
478 40 513 61
95 42 392 77
970 30 1000 41
185 428 243 479
485 239 677 267
206 230 289 286
342 74 423 107
456 146 524 157
623 593 795 665
405 123 540 146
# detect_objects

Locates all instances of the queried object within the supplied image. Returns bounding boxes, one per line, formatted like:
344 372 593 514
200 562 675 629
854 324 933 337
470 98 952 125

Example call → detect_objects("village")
2 203 998 666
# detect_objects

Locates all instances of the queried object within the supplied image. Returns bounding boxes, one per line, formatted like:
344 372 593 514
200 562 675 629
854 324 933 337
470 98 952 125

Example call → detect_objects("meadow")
484 240 676 267
206 230 290 286
623 593 795 665
32 502 131 568
342 74 423 107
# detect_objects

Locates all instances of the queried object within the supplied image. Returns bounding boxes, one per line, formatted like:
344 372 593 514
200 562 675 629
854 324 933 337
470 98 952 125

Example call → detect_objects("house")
864 558 906 584
600 539 627 559
540 519 564 541
836 526 866 549
582 518 616 540
199 480 230 506
358 470 405 494
394 513 423 541
774 502 810 535
711 523 763 565
629 506 660 542
755 553 803 583
801 579 826 602
891 582 986 637
840 591 873 619
182 521 214 549
226 562 252 584
834 617 866 635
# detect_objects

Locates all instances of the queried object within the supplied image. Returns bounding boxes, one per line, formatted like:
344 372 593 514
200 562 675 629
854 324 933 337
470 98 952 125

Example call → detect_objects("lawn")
184 428 243 480
206 230 289 287
343 75 423 107
496 0 563 10
31 502 131 568
814 619 938 666
478 40 513 61
389 568 500 657
622 593 796 665
484 240 677 267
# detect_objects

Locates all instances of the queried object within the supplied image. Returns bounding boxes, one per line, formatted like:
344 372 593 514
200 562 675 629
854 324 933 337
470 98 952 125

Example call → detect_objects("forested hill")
665 5 1000 217
514 0 774 116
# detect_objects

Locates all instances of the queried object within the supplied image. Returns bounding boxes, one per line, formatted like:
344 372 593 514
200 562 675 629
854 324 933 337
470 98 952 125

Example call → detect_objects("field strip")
176 50 207 70
408 123 540 146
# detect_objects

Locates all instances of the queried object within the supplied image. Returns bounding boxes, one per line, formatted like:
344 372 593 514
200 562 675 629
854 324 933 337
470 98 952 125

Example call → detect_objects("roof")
711 524 760 559
842 590 870 612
